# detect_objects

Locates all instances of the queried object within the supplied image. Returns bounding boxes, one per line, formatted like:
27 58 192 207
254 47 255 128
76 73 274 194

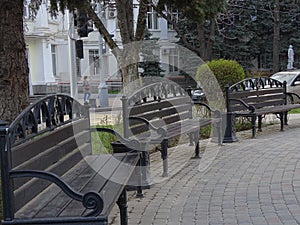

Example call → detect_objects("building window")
89 50 100 76
51 45 57 76
147 7 158 30
169 48 179 73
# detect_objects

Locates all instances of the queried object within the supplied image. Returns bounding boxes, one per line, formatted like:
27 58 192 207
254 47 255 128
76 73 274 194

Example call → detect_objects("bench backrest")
226 77 286 112
1 94 90 212
121 81 192 138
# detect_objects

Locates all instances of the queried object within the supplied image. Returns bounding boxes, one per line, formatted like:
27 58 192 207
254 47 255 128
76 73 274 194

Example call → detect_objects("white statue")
287 45 294 70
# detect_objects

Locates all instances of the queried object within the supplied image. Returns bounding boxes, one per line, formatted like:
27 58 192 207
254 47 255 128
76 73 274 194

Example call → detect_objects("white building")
24 0 180 96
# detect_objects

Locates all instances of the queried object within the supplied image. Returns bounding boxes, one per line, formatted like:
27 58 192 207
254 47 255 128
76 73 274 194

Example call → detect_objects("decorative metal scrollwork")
83 191 104 216
127 81 187 106
229 77 283 92
10 170 104 217
8 94 88 147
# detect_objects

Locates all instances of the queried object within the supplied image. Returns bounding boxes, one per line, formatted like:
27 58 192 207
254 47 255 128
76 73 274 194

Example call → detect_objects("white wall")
26 39 55 85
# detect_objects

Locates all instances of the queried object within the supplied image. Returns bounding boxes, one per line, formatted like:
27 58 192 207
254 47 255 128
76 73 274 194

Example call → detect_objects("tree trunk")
205 19 216 61
272 0 280 73
86 0 147 87
118 45 141 93
197 23 206 60
0 0 29 123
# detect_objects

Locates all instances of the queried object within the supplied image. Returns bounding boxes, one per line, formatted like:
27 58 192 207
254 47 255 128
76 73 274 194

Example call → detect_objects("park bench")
121 81 222 177
0 94 143 225
224 77 300 141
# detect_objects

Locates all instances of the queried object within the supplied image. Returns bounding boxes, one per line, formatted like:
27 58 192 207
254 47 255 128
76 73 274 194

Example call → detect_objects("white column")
67 11 78 99
159 17 168 40
36 2 49 31
97 2 109 107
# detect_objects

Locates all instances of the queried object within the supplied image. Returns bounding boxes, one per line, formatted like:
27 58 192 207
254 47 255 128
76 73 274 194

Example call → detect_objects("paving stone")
108 115 300 225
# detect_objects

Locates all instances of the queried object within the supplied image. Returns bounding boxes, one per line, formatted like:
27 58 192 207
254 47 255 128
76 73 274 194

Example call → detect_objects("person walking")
83 76 91 103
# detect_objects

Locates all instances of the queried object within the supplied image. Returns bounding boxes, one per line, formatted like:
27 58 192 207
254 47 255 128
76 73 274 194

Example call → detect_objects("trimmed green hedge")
205 59 245 93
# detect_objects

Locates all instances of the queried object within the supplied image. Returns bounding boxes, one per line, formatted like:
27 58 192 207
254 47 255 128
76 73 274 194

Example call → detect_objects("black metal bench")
121 81 222 177
0 94 142 225
224 77 300 142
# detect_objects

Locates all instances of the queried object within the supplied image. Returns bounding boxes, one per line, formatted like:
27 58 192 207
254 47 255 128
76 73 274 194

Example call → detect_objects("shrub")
199 59 245 93
91 124 118 154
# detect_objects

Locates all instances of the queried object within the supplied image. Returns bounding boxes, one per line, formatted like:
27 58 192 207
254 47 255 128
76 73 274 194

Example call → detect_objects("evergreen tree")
215 0 300 71
139 29 164 77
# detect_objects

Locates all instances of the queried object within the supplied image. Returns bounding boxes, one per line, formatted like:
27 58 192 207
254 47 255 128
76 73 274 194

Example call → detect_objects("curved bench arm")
193 102 222 118
10 170 103 217
193 102 212 111
286 92 300 104
94 127 158 151
228 98 256 113
129 116 167 140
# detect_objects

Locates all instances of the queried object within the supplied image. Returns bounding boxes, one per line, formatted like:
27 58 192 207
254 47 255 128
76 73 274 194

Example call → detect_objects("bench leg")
251 115 257 138
188 133 194 146
117 189 128 225
194 131 200 158
160 139 168 177
217 120 222 145
280 112 284 131
258 116 262 132
284 111 288 125
135 155 143 198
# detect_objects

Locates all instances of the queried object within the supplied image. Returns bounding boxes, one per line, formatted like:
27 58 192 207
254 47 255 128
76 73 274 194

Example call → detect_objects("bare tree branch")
150 2 202 56
83 2 120 56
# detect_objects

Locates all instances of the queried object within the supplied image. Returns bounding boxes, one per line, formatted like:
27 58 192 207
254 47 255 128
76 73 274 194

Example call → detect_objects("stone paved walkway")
108 114 300 225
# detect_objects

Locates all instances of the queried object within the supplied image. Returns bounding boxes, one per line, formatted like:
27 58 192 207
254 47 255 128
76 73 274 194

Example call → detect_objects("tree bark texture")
205 19 216 61
0 0 29 123
272 0 280 73
86 0 148 88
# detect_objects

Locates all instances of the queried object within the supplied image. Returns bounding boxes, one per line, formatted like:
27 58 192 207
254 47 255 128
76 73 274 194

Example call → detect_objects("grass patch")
235 119 252 132
108 90 120 94
91 124 119 154
289 108 300 114
200 125 211 139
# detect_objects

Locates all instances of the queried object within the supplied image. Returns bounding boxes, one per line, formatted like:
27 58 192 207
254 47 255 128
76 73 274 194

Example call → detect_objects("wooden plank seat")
226 77 300 138
121 81 222 177
0 94 142 225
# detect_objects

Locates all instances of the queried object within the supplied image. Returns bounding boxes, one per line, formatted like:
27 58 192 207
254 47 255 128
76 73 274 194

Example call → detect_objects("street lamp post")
97 1 109 107
67 10 78 99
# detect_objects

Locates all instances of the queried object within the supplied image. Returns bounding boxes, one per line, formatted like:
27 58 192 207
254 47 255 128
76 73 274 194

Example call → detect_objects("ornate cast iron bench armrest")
286 92 300 104
229 98 256 113
129 116 167 141
193 102 222 117
10 170 103 217
93 127 147 151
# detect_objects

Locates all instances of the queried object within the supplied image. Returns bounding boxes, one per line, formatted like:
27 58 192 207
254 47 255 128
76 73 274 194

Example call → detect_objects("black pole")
0 120 15 221
223 85 238 143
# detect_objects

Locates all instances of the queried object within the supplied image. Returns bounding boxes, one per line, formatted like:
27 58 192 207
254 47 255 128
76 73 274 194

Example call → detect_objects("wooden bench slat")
226 77 300 138
14 148 84 211
129 96 191 115
1 94 141 225
15 156 99 219
122 81 222 177
15 153 140 219
129 103 191 122
11 119 90 167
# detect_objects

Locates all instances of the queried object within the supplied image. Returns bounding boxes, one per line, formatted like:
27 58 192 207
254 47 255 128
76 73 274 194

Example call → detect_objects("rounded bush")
197 59 245 93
